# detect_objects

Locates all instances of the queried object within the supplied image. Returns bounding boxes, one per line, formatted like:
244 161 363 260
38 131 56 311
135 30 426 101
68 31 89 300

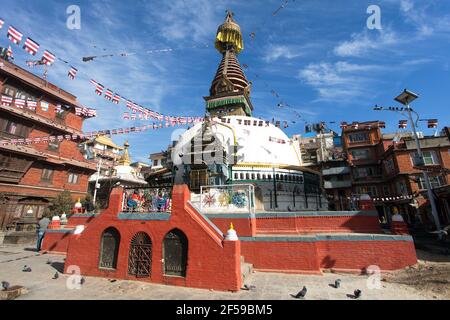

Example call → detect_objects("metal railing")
122 187 172 213
199 184 255 214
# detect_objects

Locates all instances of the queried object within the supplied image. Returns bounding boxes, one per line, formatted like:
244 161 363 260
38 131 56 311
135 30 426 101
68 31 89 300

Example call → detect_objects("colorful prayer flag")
68 66 78 79
399 120 408 129
427 119 438 129
104 89 113 100
95 83 104 96
42 50 56 65
23 37 40 56
7 26 23 44
6 45 13 59
112 94 120 104
26 100 37 110
14 98 25 108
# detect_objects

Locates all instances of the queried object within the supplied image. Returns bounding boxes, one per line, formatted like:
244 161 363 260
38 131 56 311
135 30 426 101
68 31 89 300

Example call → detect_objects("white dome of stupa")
173 116 302 167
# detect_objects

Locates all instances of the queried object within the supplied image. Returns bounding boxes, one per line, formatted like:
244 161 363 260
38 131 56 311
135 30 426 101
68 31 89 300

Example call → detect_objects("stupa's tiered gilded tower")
204 11 253 117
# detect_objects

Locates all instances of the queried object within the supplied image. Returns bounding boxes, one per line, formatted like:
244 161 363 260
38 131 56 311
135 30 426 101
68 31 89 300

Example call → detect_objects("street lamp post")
375 89 442 233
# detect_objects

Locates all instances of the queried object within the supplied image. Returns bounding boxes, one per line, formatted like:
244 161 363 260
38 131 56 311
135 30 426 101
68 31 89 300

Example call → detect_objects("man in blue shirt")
36 214 50 252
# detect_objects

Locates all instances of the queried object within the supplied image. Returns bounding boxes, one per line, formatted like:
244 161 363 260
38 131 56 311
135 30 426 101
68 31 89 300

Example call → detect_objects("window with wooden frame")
0 118 31 138
67 172 79 184
41 168 54 183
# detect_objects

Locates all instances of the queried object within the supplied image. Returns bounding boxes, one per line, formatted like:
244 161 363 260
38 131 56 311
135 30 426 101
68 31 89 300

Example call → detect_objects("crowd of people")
124 189 171 213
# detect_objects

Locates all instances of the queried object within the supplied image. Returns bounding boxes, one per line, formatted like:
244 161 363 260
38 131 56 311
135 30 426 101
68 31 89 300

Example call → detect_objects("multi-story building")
80 134 123 177
0 58 96 232
381 134 450 226
339 121 385 216
293 131 338 169
321 159 352 211
149 152 167 172
333 120 450 227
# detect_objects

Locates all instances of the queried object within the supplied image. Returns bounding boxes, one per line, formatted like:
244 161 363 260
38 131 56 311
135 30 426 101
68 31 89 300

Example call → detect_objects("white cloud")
298 62 383 101
263 45 303 62
145 0 222 43
333 29 398 57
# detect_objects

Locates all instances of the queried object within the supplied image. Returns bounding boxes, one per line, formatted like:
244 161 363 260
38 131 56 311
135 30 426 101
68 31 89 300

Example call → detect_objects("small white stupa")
60 212 68 225
225 223 238 241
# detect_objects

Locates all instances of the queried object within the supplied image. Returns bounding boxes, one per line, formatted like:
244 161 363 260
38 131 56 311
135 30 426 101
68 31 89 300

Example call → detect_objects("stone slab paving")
0 245 434 300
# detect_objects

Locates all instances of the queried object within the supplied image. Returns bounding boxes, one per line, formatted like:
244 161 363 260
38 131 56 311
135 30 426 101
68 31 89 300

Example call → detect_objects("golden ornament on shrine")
215 10 244 54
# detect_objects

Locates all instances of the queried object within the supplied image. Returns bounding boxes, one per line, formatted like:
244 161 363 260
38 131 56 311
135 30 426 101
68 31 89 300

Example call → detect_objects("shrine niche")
163 229 188 277
99 227 120 270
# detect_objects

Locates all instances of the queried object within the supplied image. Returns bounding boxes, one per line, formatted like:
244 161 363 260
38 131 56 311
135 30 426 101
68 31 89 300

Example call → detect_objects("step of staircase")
240 256 253 285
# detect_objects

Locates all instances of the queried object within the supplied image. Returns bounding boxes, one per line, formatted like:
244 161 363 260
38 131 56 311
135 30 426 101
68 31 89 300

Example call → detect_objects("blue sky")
1 0 449 162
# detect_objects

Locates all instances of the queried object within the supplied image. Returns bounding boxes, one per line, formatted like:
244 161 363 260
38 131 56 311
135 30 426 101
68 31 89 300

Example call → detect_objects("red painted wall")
209 213 382 236
316 240 417 272
64 185 242 292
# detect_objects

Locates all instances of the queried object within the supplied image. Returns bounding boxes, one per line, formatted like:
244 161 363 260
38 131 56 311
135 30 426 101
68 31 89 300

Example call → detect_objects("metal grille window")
128 232 152 278
99 228 120 270
163 229 188 277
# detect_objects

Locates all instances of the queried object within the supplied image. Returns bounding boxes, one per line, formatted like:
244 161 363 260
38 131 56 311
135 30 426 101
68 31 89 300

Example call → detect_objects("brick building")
0 58 97 232
381 135 450 226
335 121 450 228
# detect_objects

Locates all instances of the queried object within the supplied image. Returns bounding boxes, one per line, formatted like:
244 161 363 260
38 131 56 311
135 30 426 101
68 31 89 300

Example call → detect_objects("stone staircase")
240 255 253 285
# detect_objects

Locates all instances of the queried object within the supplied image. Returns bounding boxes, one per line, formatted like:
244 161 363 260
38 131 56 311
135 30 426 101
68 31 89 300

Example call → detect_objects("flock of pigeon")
1 259 85 292
290 279 362 300
1 260 363 300
244 278 363 300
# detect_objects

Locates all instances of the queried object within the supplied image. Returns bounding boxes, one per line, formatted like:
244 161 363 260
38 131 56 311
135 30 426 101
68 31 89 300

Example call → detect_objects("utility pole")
405 103 441 232
93 157 103 206
374 89 442 233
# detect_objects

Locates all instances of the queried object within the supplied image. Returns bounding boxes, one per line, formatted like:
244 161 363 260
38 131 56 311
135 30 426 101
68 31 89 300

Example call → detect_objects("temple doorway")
163 229 188 277
128 232 152 278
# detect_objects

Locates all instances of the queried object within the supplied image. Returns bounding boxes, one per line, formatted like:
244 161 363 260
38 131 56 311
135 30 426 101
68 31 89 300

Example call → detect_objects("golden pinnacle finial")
230 223 234 230
215 10 244 54
118 141 131 166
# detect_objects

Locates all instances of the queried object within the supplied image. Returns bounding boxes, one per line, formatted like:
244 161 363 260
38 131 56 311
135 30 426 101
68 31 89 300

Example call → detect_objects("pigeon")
242 284 256 291
354 289 362 299
22 265 32 272
52 272 59 279
334 279 341 289
1 281 10 291
291 286 307 299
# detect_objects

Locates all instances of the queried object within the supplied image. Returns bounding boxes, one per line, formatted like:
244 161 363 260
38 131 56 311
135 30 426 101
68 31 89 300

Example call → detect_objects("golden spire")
118 141 131 166
215 10 244 54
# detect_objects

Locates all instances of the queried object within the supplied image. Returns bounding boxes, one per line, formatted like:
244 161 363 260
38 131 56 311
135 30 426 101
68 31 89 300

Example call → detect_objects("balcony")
0 104 82 135
322 167 350 176
324 180 352 189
